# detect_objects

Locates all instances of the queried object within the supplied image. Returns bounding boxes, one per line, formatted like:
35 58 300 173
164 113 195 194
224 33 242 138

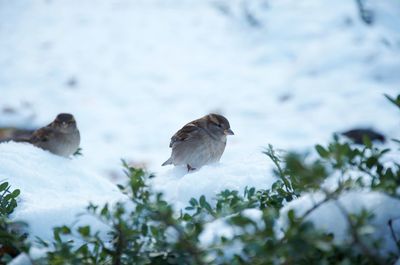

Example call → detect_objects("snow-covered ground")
0 142 125 240
0 0 399 251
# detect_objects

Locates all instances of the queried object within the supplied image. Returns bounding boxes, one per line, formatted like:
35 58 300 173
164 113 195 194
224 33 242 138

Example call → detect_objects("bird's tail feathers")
161 158 172 166
0 137 30 143
13 138 31 143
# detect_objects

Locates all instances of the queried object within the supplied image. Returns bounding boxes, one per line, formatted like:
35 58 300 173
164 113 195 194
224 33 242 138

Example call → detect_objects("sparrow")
27 113 80 157
162 113 234 171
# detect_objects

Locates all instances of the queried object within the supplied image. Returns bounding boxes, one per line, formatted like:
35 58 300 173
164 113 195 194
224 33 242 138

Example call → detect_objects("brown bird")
162 113 234 171
28 113 80 157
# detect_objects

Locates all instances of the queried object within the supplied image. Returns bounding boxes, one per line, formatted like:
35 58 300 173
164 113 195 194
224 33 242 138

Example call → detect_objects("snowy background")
0 0 400 245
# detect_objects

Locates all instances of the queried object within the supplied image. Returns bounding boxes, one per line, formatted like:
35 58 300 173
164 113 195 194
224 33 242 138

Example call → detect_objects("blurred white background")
0 0 399 179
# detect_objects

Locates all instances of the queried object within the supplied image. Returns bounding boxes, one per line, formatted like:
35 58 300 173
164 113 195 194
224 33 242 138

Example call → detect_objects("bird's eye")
217 124 222 128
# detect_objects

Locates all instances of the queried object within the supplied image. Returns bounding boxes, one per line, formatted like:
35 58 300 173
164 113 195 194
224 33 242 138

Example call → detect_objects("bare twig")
388 218 400 255
300 195 333 221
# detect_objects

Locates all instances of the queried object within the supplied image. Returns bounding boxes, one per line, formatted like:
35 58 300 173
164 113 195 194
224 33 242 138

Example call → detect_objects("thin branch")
300 195 333 221
388 218 400 255
264 145 293 193
112 224 124 265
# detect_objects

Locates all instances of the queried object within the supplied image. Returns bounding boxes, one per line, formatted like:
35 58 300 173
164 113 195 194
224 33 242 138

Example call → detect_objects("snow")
0 142 125 241
0 0 399 258
152 154 274 211
200 208 264 246
200 218 234 246
8 253 32 265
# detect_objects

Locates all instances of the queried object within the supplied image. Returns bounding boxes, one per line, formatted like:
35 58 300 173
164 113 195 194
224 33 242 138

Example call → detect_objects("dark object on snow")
341 128 385 144
66 76 78 88
0 127 35 143
278 93 292 103
355 0 374 26
241 1 263 28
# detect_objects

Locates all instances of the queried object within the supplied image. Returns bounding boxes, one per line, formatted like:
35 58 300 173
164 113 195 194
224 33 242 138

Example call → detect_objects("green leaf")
141 224 148 236
0 182 8 192
204 202 213 212
384 94 400 109
53 229 61 242
78 226 90 237
182 213 192 221
11 189 20 198
77 244 89 255
287 209 296 222
150 226 159 237
365 156 377 169
35 236 49 247
391 138 400 144
60 225 71 234
315 145 329 158
100 204 109 217
362 135 372 148
199 195 206 207
189 198 198 207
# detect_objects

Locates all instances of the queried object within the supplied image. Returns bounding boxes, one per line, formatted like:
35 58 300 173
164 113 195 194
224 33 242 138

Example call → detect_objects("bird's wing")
169 123 200 148
30 127 55 143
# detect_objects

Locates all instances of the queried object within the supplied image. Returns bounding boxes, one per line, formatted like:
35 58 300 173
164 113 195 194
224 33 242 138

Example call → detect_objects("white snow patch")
200 208 264 246
200 218 234 246
0 141 126 241
152 152 275 210
8 253 32 265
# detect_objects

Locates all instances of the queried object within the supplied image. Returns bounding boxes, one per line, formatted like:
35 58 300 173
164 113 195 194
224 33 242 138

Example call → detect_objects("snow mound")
0 141 125 241
152 152 276 210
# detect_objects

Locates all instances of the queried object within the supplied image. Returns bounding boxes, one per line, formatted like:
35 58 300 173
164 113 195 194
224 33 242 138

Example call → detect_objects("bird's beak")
224 128 234 135
62 122 67 128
